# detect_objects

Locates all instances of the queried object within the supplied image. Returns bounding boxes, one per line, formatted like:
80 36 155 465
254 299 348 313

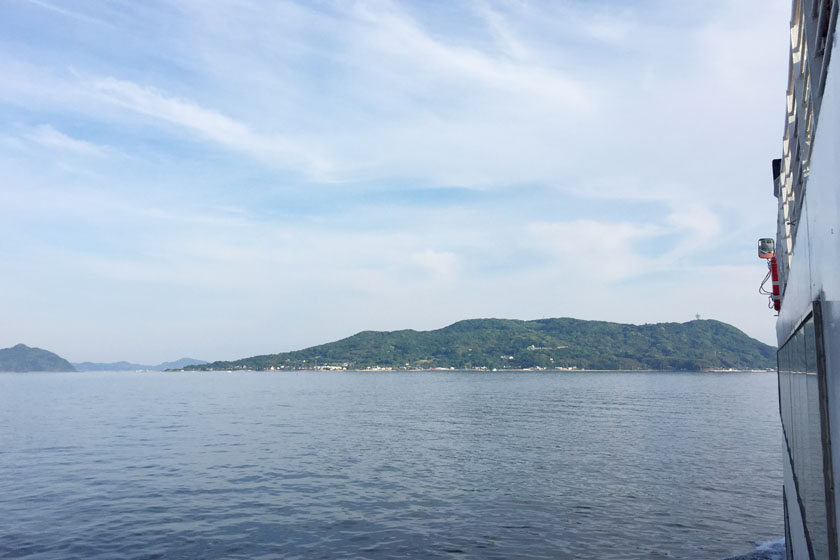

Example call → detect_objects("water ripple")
0 370 781 559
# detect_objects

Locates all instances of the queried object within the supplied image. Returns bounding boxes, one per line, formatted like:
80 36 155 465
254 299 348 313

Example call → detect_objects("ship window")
778 312 832 559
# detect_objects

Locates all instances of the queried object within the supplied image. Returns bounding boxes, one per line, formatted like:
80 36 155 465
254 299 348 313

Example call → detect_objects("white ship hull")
774 2 840 558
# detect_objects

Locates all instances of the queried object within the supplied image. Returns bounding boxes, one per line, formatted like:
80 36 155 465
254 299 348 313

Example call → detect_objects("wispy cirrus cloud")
0 0 788 361
23 124 104 156
90 77 334 178
21 0 112 27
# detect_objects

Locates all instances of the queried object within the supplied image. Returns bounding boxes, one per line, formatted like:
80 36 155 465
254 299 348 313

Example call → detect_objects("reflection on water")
0 370 782 559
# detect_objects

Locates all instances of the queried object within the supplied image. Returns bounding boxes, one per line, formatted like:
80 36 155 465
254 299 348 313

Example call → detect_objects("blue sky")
1 0 789 363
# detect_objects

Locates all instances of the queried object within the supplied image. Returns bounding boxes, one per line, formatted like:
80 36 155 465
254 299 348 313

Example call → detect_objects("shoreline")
171 367 776 374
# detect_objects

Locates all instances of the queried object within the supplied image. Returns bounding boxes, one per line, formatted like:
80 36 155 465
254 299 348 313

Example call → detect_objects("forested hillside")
186 318 776 372
0 344 76 372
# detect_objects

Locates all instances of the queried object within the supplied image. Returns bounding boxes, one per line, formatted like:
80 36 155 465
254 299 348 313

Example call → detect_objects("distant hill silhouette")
73 358 207 371
0 344 76 372
186 318 776 372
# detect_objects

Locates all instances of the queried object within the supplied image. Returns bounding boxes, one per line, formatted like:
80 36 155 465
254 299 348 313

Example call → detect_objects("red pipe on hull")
770 256 781 311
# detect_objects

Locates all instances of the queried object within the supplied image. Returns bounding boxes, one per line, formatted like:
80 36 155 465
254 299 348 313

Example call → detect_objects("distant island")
0 344 76 372
184 318 776 372
73 358 207 372
0 344 206 373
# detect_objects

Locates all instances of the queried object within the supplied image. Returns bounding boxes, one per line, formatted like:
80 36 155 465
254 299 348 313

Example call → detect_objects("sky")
1 0 790 363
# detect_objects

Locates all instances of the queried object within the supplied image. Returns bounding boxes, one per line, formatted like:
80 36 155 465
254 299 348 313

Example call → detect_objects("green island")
184 318 776 372
0 344 76 372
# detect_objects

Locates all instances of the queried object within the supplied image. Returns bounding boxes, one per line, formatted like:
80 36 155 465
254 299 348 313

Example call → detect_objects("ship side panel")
804 37 840 305
819 300 840 555
802 28 840 553
778 23 840 559
776 203 812 343
786 445 815 559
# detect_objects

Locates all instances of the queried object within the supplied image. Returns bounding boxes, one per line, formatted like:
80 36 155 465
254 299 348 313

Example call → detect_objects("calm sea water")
0 370 782 559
